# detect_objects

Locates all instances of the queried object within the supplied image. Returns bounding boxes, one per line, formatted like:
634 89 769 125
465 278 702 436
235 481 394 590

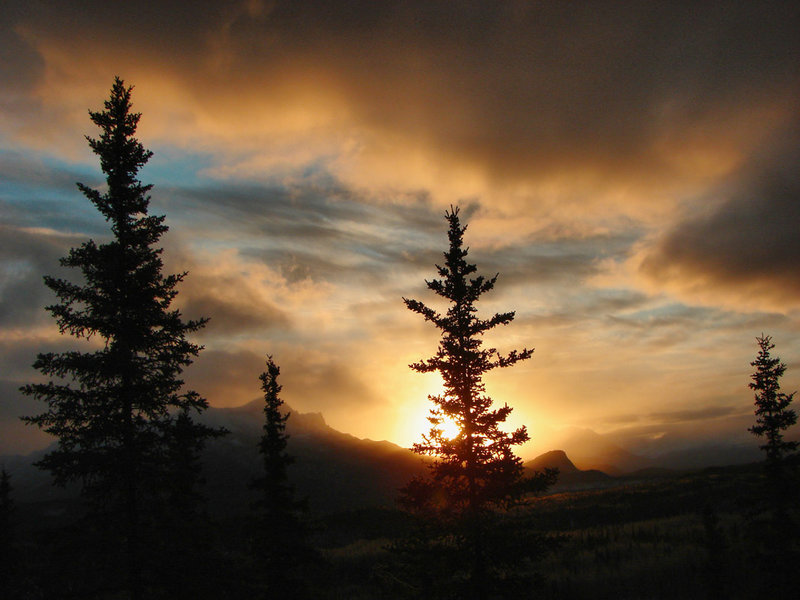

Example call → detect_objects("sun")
403 408 461 445
416 410 463 442
396 374 464 447
434 414 461 440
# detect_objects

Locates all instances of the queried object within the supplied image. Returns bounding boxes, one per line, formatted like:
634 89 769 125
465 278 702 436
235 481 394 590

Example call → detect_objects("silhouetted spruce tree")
749 335 798 469
398 206 555 600
156 407 225 599
747 334 799 596
20 77 217 600
250 356 313 599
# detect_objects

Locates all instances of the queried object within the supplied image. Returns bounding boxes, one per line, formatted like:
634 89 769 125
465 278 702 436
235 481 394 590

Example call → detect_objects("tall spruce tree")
250 356 312 598
399 206 554 599
21 77 216 599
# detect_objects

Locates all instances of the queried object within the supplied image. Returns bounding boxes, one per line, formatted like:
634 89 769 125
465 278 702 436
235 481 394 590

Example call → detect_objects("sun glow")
398 376 464 447
401 404 462 447
429 412 461 440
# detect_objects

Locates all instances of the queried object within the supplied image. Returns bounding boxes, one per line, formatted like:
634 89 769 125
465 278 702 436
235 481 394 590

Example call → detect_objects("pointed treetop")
82 76 154 222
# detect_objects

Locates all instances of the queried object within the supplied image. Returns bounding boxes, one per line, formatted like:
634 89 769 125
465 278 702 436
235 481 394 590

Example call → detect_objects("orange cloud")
5 1 798 227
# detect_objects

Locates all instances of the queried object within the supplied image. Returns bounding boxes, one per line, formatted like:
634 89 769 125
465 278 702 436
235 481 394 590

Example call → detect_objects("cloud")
0 225 79 328
0 151 110 238
639 118 800 311
183 348 265 408
604 411 759 456
4 1 798 218
3 0 800 458
166 246 310 338
648 405 740 425
184 346 386 420
158 179 444 295
181 294 288 337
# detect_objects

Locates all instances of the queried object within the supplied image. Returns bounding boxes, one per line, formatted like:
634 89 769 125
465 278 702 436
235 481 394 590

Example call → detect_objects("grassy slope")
319 462 794 599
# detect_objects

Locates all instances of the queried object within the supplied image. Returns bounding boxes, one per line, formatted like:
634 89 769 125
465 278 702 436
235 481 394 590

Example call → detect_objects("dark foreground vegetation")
4 461 798 599
317 463 797 600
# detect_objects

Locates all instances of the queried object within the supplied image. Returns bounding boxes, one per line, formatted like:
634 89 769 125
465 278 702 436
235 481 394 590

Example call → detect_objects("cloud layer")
2 1 799 457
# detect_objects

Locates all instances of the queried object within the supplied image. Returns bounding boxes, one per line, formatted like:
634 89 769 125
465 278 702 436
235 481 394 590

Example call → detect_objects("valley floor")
318 462 796 599
5 462 797 599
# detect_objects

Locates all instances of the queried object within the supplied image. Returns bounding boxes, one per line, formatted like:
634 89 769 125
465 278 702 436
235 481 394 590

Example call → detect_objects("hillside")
4 401 758 516
0 401 428 515
198 399 428 513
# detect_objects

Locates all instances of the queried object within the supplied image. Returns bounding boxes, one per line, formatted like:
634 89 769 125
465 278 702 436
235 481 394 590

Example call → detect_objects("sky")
2 1 799 460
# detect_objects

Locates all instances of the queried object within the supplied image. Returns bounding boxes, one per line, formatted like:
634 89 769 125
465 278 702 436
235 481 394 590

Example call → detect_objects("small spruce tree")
21 77 217 599
399 206 555 599
749 334 798 467
747 334 799 596
251 356 312 599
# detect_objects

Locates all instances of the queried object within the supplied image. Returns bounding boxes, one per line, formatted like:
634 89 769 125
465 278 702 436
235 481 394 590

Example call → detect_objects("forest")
1 79 798 600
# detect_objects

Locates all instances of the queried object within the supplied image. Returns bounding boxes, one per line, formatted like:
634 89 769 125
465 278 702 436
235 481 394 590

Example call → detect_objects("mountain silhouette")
526 449 580 474
3 401 427 515
544 426 761 474
525 449 612 490
198 400 428 514
3 402 762 515
545 428 652 475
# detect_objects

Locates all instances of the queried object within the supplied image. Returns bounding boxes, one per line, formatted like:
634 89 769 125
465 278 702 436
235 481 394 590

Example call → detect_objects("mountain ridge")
2 402 763 513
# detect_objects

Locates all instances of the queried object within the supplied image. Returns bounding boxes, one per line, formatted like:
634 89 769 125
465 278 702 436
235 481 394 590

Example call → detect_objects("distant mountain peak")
524 449 613 491
286 409 329 435
210 400 329 432
526 449 579 474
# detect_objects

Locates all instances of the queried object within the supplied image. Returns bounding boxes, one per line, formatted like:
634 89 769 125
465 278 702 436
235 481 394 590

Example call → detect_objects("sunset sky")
2 1 799 461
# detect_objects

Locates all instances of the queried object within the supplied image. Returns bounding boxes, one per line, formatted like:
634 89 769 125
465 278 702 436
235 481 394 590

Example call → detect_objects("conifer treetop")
749 334 798 464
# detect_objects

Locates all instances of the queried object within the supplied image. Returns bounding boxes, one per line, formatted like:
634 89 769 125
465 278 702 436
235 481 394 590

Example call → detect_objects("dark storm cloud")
0 337 92 386
237 1 798 185
155 239 293 337
0 337 86 455
161 181 367 240
0 3 45 116
640 117 800 306
280 356 386 411
5 1 799 193
608 304 791 340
